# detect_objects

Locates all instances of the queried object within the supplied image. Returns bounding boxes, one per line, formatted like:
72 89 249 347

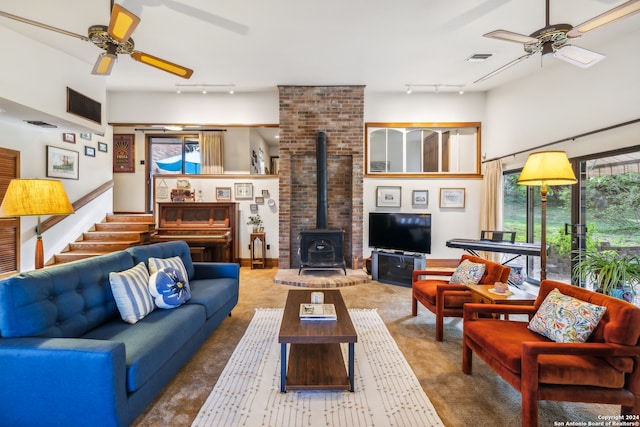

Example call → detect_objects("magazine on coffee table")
299 303 337 320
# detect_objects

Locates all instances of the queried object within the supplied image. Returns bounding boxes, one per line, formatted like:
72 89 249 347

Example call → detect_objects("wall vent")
24 120 57 128
66 87 102 124
466 53 493 62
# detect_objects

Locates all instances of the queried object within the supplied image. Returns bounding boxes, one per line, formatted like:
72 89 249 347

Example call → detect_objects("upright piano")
153 202 239 262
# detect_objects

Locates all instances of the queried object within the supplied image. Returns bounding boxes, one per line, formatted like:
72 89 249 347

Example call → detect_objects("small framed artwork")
250 203 259 213
113 134 135 173
47 145 79 180
262 189 270 197
63 133 76 144
216 187 231 201
376 186 401 208
79 133 91 141
255 196 265 204
412 190 428 207
235 183 253 199
440 188 465 208
98 142 108 152
84 145 96 157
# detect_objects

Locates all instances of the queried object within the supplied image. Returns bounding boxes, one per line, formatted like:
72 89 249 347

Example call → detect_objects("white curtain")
480 159 503 262
200 131 224 174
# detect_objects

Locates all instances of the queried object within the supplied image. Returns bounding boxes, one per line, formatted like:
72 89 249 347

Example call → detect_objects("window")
365 122 481 176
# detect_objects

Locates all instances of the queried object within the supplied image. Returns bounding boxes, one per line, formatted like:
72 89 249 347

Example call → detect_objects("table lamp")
517 151 577 281
0 179 74 269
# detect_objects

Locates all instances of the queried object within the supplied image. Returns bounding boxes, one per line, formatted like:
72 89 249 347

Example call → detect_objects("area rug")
274 268 370 288
192 308 444 427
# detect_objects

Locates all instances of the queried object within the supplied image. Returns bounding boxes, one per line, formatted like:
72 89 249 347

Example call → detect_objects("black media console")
371 250 426 287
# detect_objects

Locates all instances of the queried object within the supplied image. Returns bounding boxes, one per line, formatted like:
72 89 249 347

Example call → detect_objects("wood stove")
298 131 347 275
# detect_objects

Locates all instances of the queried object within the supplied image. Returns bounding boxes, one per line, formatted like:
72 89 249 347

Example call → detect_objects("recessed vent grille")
466 53 493 62
24 120 57 128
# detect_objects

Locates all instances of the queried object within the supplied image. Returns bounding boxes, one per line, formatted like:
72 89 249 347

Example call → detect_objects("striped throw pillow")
148 256 189 288
109 262 154 324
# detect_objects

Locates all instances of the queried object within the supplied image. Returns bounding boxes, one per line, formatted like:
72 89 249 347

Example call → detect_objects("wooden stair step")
69 241 137 252
53 251 113 264
95 222 155 232
106 214 154 223
82 231 149 241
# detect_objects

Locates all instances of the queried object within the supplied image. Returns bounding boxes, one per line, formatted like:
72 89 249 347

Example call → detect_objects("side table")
250 232 266 269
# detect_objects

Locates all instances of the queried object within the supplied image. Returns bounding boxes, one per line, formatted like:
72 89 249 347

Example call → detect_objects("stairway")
51 214 155 265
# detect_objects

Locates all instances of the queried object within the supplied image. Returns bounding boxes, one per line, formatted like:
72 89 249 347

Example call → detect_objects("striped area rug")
192 308 444 427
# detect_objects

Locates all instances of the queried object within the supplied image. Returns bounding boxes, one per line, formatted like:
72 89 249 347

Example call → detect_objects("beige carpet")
191 308 443 426
132 268 620 426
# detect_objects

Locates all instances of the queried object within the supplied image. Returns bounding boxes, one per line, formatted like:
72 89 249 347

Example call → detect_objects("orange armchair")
411 254 511 341
462 280 640 427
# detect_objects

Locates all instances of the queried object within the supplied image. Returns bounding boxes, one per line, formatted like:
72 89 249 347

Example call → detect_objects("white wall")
483 26 640 170
363 92 486 259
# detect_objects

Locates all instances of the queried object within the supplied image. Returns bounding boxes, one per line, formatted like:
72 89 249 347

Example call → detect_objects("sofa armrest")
522 341 640 359
412 269 454 282
463 303 537 321
193 262 240 280
0 337 128 427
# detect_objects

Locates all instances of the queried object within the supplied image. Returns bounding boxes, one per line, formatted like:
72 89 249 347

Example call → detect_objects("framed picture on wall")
84 145 96 157
376 186 401 208
234 183 253 199
63 133 75 144
439 188 465 208
98 142 108 152
216 187 231 201
412 190 428 207
47 145 79 180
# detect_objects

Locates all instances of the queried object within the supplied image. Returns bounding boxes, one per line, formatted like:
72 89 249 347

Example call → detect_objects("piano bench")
189 246 207 262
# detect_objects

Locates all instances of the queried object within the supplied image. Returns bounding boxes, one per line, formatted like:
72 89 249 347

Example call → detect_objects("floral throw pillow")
449 259 486 285
149 267 191 309
528 288 607 343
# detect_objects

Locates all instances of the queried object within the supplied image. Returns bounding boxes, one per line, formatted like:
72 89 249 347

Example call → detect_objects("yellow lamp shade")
0 179 74 217
517 151 577 186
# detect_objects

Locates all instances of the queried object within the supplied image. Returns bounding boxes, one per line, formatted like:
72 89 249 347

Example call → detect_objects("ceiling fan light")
569 0 640 36
554 45 605 68
92 52 117 75
108 4 141 43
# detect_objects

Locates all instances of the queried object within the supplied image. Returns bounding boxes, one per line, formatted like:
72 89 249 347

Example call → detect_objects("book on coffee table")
299 303 337 320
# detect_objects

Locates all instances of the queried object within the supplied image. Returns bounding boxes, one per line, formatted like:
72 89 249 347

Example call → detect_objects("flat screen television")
368 212 432 254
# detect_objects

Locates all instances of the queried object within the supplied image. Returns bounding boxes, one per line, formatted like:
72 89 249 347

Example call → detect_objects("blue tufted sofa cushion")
0 251 134 338
127 240 194 281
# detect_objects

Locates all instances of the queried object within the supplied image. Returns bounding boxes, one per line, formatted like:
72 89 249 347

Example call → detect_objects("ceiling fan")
475 0 640 83
0 2 193 78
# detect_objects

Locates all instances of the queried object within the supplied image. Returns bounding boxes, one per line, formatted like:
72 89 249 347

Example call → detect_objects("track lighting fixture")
174 83 236 94
404 84 465 94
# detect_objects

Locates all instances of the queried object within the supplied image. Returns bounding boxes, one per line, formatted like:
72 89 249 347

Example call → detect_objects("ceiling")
1 0 638 95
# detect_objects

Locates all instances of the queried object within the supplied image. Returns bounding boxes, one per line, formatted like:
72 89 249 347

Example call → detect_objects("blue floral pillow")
449 259 486 285
528 288 607 343
148 267 191 309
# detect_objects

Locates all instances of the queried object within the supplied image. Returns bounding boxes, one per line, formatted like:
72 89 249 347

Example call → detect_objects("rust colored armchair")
463 280 640 427
411 254 511 341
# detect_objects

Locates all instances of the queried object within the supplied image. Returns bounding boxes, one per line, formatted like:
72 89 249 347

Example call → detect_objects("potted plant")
572 249 640 302
247 215 263 232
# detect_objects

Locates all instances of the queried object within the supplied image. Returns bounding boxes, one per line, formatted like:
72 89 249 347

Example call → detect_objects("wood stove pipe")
316 131 328 230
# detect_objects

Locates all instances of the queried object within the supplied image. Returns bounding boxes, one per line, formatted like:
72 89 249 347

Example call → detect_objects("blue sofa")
0 240 239 427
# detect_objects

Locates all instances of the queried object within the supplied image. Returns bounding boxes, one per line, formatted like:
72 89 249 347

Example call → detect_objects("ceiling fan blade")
474 53 533 84
131 51 193 79
0 10 88 41
484 30 538 44
91 44 118 75
567 0 640 38
108 3 141 43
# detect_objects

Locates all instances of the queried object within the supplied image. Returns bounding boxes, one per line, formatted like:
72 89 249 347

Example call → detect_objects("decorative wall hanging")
47 145 79 180
376 186 401 208
439 188 465 208
113 134 135 173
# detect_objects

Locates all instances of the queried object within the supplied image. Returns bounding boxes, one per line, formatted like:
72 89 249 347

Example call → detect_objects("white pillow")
528 288 607 343
148 256 190 288
109 262 154 324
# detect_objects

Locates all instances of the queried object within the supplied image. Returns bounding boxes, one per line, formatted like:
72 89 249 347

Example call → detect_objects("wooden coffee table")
278 289 357 392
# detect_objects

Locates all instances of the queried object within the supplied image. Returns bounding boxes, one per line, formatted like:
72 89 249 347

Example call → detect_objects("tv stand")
371 250 425 287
